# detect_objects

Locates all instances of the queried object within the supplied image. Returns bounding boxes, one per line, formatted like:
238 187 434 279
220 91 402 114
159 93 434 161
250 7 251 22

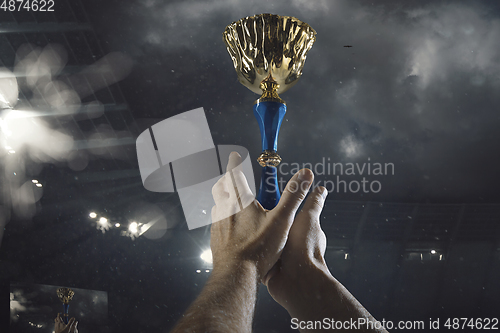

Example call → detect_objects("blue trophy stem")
257 166 281 209
253 100 286 210
62 303 70 324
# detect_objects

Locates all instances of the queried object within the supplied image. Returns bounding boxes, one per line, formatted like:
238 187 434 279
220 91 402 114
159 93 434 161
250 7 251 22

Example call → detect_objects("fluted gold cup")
223 13 316 209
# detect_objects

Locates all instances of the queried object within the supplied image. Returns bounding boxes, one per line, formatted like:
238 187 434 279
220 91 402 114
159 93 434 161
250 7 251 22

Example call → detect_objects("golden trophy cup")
57 287 75 324
223 13 316 209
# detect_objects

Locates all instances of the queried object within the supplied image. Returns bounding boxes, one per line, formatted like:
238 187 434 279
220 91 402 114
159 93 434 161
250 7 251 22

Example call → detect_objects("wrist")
173 258 259 333
283 263 342 320
285 265 384 332
212 258 258 281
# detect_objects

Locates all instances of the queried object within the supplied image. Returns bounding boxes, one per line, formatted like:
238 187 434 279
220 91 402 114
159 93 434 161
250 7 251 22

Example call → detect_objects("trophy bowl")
223 14 316 209
223 13 316 99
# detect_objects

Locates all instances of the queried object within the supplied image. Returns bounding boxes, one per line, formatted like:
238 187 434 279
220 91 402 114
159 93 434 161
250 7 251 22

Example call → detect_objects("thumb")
271 169 313 221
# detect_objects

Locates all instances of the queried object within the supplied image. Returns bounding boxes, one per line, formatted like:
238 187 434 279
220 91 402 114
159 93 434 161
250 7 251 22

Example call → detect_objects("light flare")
129 222 139 234
95 216 111 233
200 249 213 264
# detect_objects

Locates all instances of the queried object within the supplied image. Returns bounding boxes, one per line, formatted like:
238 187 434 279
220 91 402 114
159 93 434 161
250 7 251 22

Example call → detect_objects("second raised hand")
211 151 315 281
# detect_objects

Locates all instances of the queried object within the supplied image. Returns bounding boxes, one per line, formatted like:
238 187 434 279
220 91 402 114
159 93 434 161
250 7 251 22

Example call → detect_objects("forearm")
286 264 388 333
171 260 258 333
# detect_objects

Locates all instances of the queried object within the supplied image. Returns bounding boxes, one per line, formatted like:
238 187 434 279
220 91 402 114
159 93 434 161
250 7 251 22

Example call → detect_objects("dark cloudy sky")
82 0 500 204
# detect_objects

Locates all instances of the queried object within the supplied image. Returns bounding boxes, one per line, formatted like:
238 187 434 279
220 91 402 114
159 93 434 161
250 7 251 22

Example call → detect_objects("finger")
290 186 327 238
212 176 229 204
66 320 74 332
224 151 253 206
289 186 328 258
227 169 255 209
225 151 242 172
210 205 225 224
211 205 217 222
271 169 313 220
211 177 241 222
69 319 77 333
299 185 328 223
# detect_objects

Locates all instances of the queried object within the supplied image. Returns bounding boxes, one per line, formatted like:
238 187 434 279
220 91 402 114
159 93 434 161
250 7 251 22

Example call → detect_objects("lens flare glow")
200 249 213 263
95 216 110 233
0 67 18 109
129 222 139 234
0 44 133 233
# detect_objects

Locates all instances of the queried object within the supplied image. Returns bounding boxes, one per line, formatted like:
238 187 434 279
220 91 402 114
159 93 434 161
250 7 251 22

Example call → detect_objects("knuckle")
232 169 245 180
285 181 308 201
310 192 325 210
319 229 327 243
212 177 228 198
290 190 308 204
286 179 299 193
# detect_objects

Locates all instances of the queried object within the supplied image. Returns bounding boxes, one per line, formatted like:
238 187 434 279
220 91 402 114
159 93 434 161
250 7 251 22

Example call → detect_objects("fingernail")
298 169 313 184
